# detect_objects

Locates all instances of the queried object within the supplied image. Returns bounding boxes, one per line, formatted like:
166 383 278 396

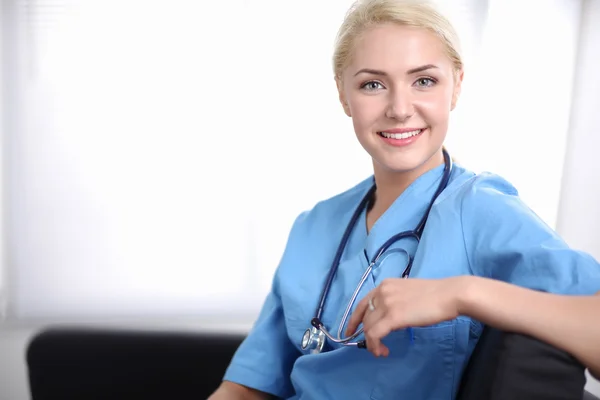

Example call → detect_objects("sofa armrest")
26 327 246 400
457 327 594 400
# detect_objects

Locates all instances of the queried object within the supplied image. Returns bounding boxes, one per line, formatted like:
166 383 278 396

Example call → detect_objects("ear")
451 69 464 111
336 77 352 117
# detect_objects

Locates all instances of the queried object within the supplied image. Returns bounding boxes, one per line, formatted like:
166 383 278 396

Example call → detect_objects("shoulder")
451 168 557 248
461 171 520 201
275 176 373 283
291 175 374 232
439 164 519 203
437 166 524 220
433 165 518 209
436 167 547 235
457 171 536 223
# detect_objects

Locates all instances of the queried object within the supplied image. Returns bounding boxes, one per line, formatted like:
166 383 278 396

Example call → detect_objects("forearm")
208 381 273 400
459 276 600 379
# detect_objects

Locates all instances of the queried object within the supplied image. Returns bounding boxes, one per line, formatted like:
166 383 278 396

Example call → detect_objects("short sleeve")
461 173 600 295
222 213 307 398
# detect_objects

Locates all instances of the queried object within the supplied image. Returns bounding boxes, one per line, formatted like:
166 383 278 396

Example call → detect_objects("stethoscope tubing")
305 150 453 350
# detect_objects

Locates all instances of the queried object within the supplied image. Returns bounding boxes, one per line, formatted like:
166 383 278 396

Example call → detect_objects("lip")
377 127 426 147
378 127 425 133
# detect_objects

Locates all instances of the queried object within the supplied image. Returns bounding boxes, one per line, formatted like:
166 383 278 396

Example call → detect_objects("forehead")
347 24 450 73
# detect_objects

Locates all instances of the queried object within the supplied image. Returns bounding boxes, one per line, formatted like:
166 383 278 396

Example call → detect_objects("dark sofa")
25 325 598 400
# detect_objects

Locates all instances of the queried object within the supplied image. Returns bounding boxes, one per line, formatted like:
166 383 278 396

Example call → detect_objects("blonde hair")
333 0 463 80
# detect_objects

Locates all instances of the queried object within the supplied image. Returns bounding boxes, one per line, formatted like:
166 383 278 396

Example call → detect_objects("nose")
385 88 414 121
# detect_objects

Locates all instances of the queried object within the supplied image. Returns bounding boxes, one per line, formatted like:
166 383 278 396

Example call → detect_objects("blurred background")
0 0 599 398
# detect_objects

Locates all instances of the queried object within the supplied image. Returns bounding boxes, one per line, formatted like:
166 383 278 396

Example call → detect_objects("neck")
371 150 445 213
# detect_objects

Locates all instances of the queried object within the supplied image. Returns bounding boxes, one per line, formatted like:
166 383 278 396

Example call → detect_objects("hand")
345 276 469 357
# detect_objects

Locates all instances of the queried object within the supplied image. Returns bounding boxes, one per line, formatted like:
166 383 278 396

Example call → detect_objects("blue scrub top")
223 163 600 399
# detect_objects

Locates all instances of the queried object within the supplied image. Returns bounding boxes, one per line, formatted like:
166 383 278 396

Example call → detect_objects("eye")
415 77 436 88
360 81 384 91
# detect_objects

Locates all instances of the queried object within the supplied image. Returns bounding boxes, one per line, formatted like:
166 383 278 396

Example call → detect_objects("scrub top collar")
364 162 450 261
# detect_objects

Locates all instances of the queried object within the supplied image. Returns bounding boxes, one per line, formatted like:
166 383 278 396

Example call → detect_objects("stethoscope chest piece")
301 327 326 354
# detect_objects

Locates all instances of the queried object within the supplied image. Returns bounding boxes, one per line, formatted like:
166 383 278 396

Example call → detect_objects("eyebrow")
353 64 439 77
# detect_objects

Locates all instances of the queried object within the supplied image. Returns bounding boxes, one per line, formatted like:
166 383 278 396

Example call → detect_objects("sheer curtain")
6 0 268 320
556 1 600 394
0 0 5 321
0 0 585 323
449 0 583 228
557 0 600 258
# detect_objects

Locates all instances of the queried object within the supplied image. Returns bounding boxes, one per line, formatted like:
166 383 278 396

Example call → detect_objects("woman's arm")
455 173 600 378
460 276 600 380
208 381 274 400
347 276 600 379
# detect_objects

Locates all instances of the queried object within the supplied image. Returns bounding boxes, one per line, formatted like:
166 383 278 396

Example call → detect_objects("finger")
365 318 394 357
345 291 376 336
362 305 386 356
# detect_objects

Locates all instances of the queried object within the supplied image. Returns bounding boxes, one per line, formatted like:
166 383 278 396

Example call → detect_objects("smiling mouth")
377 129 424 140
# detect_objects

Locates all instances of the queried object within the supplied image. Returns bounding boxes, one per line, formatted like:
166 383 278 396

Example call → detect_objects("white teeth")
380 129 423 139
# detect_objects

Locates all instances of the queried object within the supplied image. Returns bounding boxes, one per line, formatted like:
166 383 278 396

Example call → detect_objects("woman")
209 0 600 398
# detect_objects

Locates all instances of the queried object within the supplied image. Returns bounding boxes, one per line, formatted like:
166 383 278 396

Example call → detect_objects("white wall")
0 327 35 400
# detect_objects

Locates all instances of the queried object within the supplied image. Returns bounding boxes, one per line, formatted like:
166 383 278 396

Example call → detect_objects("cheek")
414 96 452 126
349 97 385 131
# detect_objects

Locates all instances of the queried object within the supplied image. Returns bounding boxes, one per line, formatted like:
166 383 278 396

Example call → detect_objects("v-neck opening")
363 164 447 258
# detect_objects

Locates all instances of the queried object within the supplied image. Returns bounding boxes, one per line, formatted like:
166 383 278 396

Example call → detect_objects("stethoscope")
301 149 453 354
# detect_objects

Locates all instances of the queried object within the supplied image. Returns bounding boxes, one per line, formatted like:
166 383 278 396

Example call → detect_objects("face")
337 23 463 175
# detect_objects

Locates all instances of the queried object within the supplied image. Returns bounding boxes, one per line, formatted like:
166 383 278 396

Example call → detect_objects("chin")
376 149 442 175
381 152 426 171
385 163 423 174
